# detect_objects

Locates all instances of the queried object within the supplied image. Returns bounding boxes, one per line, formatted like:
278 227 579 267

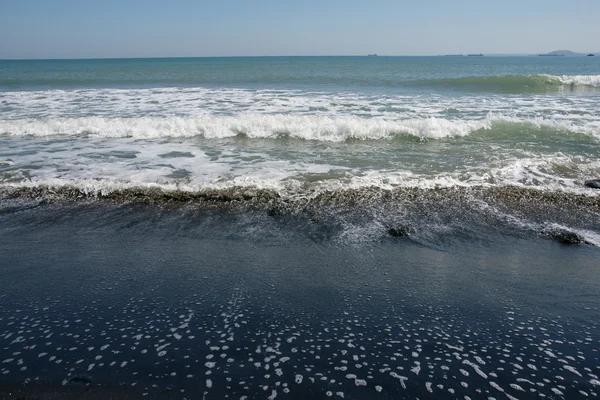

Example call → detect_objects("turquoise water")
2 56 600 91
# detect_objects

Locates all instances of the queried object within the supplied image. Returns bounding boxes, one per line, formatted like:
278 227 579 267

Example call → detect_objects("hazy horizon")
1 53 599 61
1 0 599 59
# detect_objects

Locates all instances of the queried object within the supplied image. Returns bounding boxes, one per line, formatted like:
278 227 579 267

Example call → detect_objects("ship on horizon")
468 53 483 56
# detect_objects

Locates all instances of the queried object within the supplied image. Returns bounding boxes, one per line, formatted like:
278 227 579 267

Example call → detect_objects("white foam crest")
315 171 473 192
2 114 599 141
0 175 304 200
3 87 600 139
4 166 599 200
544 74 600 87
1 178 185 197
0 115 492 141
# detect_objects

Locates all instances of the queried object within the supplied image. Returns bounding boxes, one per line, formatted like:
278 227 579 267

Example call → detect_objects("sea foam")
546 74 600 87
1 115 598 141
0 115 491 140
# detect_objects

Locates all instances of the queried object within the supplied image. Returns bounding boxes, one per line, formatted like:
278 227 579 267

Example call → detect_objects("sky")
1 0 599 59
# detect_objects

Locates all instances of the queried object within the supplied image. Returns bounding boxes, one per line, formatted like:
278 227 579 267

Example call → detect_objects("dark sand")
1 203 599 399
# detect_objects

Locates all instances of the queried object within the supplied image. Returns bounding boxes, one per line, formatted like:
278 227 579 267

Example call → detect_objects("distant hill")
538 50 597 57
465 50 597 57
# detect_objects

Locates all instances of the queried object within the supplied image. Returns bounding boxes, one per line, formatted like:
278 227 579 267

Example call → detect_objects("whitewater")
0 56 599 216
1 85 599 192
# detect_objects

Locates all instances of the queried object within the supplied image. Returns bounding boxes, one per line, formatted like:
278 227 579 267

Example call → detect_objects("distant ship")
468 53 483 56
445 54 463 57
367 54 378 57
539 53 564 56
588 53 595 56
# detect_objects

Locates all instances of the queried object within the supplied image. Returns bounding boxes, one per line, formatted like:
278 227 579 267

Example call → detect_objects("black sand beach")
1 197 599 399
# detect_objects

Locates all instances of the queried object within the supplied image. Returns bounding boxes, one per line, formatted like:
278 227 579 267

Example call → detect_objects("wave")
548 74 600 87
2 180 598 213
1 115 597 141
1 166 599 210
416 74 600 92
2 182 599 246
0 115 488 140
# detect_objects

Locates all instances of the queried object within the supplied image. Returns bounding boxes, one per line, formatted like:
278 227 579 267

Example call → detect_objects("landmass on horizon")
442 50 598 57
1 49 598 60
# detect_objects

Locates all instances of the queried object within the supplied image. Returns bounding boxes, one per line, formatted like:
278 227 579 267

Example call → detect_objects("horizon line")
4 53 594 61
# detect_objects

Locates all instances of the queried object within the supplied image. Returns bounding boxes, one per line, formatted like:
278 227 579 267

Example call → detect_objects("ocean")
1 56 599 399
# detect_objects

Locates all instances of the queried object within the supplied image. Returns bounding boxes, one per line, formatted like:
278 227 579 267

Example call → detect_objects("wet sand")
1 204 599 399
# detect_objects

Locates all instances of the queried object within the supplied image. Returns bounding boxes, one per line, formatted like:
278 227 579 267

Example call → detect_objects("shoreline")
2 183 598 207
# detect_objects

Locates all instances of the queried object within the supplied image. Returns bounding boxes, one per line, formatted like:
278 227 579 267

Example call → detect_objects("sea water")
1 56 599 398
1 57 599 196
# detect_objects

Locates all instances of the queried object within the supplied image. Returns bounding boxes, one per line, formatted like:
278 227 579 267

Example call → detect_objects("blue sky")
1 0 599 59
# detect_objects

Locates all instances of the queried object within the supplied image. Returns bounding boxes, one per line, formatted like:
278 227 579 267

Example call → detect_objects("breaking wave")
0 115 597 141
417 74 600 92
549 74 600 87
